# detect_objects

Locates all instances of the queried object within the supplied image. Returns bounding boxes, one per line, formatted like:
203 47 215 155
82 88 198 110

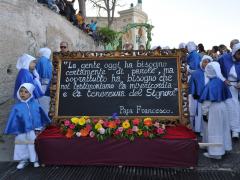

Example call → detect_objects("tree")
77 0 86 17
88 0 122 28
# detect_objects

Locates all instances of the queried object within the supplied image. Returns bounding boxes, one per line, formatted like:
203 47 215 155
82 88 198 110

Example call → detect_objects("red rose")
86 124 92 131
115 119 121 125
132 118 140 125
156 128 164 134
103 121 109 128
126 129 133 135
143 131 150 137
113 130 121 136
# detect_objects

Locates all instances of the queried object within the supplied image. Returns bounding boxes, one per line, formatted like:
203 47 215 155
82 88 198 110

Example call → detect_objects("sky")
76 0 240 50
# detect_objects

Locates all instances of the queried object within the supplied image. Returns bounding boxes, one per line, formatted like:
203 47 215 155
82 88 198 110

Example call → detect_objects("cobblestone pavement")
0 162 240 180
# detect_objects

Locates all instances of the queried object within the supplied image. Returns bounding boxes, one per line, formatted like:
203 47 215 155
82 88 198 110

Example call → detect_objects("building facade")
86 0 148 50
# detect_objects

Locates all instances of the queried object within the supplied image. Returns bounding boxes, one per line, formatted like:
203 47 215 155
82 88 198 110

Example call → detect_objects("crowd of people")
185 39 240 160
37 0 99 41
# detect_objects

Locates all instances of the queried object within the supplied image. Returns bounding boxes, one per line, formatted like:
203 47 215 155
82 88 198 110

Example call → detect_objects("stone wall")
0 0 102 160
0 0 102 104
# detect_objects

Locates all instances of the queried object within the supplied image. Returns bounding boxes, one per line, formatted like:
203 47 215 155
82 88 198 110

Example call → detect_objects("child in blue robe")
36 47 52 114
200 62 232 159
14 54 43 99
218 43 240 138
186 41 202 74
4 83 50 169
188 55 212 138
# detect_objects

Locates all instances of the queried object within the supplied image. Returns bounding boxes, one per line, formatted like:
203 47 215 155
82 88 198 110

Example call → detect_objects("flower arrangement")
61 113 166 141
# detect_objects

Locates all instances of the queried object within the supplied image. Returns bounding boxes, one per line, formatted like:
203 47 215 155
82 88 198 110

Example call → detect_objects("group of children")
4 48 53 169
188 40 240 159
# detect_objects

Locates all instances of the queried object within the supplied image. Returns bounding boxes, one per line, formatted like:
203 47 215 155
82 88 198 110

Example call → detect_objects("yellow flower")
71 117 80 124
78 118 86 126
122 120 130 129
95 123 103 130
144 117 152 122
82 116 90 120
137 130 143 136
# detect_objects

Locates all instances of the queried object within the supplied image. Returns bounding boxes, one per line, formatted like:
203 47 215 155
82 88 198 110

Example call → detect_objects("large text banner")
57 57 181 118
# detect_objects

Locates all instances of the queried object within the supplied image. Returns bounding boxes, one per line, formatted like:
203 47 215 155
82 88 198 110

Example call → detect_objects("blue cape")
45 81 51 96
36 56 52 80
4 98 51 135
199 77 232 103
187 50 201 70
188 68 205 100
14 69 43 99
218 53 240 80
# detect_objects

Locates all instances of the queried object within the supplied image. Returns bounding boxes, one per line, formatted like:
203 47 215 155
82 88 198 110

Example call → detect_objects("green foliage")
98 27 120 45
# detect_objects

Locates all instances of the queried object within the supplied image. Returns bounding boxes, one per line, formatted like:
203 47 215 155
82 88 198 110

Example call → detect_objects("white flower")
76 132 81 137
154 122 160 128
132 126 138 132
89 131 95 138
118 127 124 132
99 128 105 134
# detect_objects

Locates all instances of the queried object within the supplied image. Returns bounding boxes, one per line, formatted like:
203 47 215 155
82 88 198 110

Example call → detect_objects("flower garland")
61 114 166 141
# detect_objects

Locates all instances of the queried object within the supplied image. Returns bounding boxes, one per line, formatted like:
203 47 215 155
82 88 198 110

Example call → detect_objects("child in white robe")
200 62 232 159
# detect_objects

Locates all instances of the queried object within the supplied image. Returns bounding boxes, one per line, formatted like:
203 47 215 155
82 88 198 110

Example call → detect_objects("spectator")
38 0 59 13
139 44 145 50
151 46 161 56
56 0 67 15
89 20 97 40
60 41 69 53
198 43 207 58
218 44 228 56
210 46 219 61
85 24 91 33
65 0 77 24
89 19 97 32
75 11 85 29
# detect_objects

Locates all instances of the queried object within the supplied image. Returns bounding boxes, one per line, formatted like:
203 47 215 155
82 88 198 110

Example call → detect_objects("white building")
86 0 149 50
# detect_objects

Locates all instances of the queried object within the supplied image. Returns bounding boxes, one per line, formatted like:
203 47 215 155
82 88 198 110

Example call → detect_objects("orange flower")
80 128 89 137
108 121 117 129
144 119 152 127
65 129 74 138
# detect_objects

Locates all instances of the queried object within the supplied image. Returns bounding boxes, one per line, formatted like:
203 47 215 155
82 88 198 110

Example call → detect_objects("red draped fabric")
36 125 198 167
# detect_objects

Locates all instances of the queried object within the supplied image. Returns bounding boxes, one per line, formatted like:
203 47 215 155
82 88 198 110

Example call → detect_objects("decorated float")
35 49 198 167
